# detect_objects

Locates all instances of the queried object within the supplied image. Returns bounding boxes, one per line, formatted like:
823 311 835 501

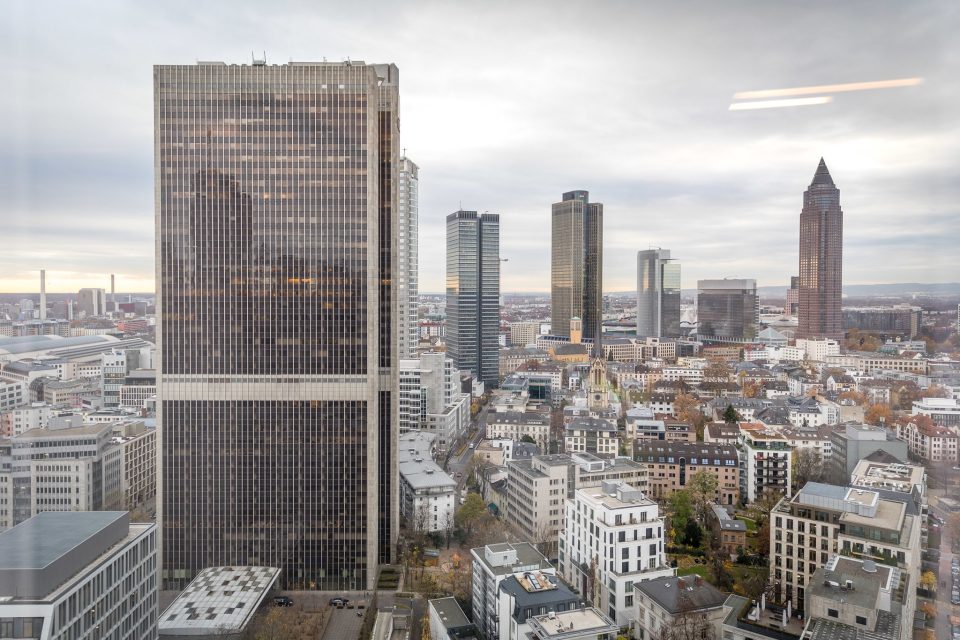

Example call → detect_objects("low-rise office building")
912 396 960 427
0 511 157 640
827 423 907 485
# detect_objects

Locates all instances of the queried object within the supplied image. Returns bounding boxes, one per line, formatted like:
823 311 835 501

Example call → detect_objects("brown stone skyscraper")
797 158 843 340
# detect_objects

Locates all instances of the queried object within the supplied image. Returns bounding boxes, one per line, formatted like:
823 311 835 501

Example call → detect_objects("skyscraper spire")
811 157 834 186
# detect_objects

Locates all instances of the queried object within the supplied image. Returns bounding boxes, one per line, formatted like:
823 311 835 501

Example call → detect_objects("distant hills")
502 283 960 298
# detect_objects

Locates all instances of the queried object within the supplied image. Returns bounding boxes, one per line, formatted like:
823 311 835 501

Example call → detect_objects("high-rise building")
446 210 500 389
77 287 106 317
551 191 603 342
155 60 400 590
786 275 799 316
696 278 759 342
398 156 420 358
636 249 681 338
798 158 843 340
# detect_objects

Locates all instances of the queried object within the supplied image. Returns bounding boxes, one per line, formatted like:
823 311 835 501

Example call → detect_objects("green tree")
722 405 740 424
520 434 536 444
455 493 488 538
670 490 693 542
683 520 702 547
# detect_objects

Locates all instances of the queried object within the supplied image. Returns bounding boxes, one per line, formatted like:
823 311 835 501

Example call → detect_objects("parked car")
329 597 350 608
273 596 294 607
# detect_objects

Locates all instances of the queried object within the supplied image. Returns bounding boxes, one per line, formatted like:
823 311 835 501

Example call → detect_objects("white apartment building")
661 366 703 385
399 352 470 453
505 454 649 555
912 396 960 427
738 425 793 503
565 417 620 457
470 542 556 640
0 511 157 640
895 418 959 463
0 402 51 437
509 321 540 347
560 481 673 626
397 156 419 359
826 353 929 375
795 338 840 362
398 431 456 533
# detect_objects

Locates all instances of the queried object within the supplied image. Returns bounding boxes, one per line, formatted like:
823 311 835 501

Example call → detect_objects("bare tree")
792 448 823 490
654 590 718 640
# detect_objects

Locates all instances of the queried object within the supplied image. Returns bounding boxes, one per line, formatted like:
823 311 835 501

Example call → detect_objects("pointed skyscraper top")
811 157 835 186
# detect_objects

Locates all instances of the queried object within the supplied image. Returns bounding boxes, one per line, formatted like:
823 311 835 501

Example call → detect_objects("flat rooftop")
160 566 280 635
0 511 147 600
429 597 471 630
839 498 905 532
528 607 618 639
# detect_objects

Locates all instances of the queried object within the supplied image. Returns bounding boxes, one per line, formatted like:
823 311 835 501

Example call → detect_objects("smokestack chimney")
39 270 46 321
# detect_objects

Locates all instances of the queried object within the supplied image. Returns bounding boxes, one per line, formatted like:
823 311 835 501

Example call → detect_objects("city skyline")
2 2 957 294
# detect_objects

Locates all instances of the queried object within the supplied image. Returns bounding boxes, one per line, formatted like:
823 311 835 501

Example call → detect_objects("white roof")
159 566 280 635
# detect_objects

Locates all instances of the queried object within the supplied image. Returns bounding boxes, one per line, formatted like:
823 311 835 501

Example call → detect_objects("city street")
446 402 489 490
932 501 957 640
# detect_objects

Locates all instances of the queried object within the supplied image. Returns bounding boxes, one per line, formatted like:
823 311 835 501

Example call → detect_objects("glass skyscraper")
446 211 500 389
155 60 399 590
636 249 681 338
551 191 603 343
798 158 844 340
696 279 759 342
398 156 419 359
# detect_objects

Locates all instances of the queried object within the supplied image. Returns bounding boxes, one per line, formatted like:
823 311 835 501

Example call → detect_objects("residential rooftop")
634 575 727 614
528 607 618 639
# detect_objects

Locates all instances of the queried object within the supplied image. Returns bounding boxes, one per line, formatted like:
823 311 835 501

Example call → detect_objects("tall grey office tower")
636 249 681 338
398 157 419 358
696 279 759 341
797 158 843 340
446 211 500 389
551 191 602 343
155 60 399 591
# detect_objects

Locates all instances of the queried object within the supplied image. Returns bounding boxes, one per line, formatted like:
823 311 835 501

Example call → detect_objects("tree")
921 385 951 399
688 471 719 522
838 390 867 406
920 570 937 592
741 380 762 399
703 361 732 383
520 434 536 444
792 448 823 490
657 594 718 640
683 520 702 547
864 403 893 426
669 490 693 542
455 493 487 538
722 405 740 424
674 393 705 436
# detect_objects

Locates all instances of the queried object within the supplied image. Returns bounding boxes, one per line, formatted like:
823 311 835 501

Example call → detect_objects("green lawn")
677 565 709 578
739 517 758 532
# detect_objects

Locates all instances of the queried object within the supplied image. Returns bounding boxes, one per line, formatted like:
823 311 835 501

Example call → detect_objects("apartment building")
398 431 457 533
633 441 740 505
497 571 582 640
804 556 912 640
738 424 793 503
489 411 551 451
505 454 649 555
399 352 470 454
565 417 620 457
470 542 555 640
509 321 540 347
0 378 26 412
769 481 922 616
895 418 959 463
632 575 728 640
113 421 156 511
560 481 673 626
0 402 51 437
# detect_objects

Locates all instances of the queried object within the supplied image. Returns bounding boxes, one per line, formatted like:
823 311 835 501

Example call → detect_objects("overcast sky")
1 0 957 294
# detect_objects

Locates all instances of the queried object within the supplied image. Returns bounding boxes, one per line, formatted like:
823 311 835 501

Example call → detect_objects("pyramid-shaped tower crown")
811 157 835 187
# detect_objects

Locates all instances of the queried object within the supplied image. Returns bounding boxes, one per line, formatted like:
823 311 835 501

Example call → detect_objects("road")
445 402 489 490
932 501 956 640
